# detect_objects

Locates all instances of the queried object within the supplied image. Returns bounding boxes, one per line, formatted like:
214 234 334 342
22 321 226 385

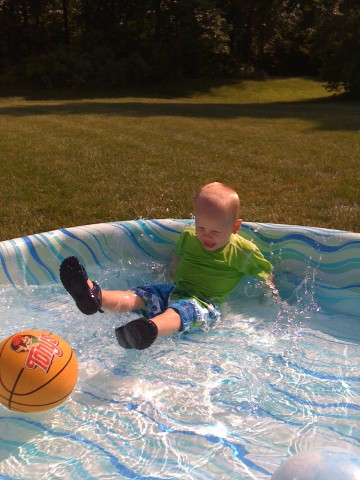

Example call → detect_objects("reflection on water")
0 265 359 479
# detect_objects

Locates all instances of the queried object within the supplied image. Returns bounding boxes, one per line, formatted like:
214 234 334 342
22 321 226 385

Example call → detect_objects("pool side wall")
0 219 359 316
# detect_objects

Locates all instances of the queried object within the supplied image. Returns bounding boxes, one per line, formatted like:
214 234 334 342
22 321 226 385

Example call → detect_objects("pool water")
0 261 359 479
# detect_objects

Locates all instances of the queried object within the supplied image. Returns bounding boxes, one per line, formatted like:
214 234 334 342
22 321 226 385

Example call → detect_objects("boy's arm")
163 252 178 282
167 227 186 281
265 275 279 302
166 252 178 281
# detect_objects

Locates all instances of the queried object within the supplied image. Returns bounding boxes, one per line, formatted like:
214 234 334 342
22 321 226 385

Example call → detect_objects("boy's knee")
170 299 221 332
169 300 199 331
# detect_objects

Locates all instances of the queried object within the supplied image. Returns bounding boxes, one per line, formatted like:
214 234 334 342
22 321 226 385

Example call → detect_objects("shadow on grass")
0 97 359 131
0 78 245 101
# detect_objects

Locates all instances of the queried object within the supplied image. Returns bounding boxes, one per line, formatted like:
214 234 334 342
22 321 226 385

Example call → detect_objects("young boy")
60 182 274 350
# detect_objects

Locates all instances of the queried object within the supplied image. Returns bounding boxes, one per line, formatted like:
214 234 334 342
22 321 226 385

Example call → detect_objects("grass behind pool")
0 77 359 240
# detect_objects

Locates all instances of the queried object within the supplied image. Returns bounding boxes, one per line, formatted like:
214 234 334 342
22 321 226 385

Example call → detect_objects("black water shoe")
60 256 103 315
115 317 158 350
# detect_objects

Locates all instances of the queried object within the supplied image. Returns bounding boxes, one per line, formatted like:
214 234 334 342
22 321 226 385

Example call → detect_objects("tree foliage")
0 0 359 95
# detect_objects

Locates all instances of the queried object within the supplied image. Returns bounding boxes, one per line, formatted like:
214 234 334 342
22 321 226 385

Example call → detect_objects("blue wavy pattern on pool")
0 219 359 316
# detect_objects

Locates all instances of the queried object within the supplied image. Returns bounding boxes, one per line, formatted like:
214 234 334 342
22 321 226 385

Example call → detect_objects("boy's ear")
233 218 242 233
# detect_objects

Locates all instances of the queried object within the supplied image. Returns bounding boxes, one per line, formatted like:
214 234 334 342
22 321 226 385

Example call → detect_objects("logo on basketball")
11 333 63 373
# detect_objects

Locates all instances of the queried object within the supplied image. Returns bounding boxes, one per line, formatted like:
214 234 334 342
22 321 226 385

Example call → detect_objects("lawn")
0 77 359 240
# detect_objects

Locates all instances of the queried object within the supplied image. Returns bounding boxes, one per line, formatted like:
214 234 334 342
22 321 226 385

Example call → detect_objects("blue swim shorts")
131 283 221 331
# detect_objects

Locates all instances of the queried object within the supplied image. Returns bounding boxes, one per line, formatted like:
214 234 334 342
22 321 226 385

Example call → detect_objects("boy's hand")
265 276 279 303
167 253 178 280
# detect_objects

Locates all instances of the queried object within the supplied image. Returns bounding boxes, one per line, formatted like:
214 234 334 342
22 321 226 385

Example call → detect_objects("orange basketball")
0 330 78 413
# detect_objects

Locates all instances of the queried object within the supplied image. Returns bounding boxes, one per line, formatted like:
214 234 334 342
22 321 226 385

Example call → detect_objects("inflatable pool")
0 219 359 479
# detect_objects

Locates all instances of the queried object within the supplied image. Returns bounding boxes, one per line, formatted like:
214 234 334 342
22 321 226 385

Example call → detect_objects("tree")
0 0 359 90
316 2 360 96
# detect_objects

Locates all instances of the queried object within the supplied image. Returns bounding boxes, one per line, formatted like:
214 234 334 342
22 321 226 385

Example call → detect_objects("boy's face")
194 199 241 251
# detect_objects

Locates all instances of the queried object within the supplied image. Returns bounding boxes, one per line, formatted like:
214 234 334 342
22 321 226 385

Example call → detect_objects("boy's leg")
60 257 180 349
60 256 145 315
98 288 145 313
115 295 220 350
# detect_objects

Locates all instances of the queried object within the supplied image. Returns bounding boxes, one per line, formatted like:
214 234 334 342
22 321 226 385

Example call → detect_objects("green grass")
0 77 359 240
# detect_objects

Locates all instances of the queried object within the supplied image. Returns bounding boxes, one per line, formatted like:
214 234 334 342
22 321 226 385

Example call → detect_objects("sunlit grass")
0 77 359 240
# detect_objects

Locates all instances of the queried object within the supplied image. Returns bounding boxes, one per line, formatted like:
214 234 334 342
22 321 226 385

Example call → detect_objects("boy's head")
194 182 242 251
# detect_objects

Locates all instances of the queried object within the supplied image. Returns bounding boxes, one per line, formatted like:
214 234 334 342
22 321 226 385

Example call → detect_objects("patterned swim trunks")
131 283 221 331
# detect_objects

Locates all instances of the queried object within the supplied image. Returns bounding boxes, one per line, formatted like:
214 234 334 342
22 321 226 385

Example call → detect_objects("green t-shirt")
173 226 273 304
